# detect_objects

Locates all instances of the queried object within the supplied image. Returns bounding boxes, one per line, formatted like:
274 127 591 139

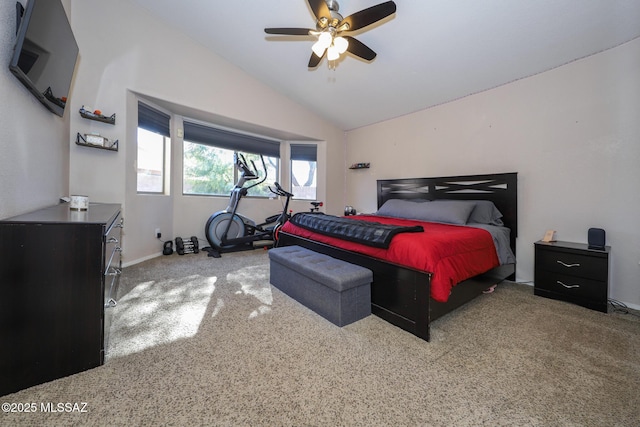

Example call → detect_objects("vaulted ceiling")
130 0 640 131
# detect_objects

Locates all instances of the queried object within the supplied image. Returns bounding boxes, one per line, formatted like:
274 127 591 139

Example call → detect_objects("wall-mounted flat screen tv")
9 0 79 117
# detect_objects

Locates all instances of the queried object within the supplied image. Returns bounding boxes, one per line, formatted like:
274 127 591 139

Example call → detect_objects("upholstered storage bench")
269 245 372 326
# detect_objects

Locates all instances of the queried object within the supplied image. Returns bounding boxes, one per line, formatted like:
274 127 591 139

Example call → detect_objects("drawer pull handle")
107 237 119 243
105 247 122 275
557 280 580 289
557 260 580 268
106 217 124 235
106 267 122 276
105 298 117 308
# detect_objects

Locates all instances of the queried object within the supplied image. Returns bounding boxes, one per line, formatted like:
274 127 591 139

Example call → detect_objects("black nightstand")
534 240 610 313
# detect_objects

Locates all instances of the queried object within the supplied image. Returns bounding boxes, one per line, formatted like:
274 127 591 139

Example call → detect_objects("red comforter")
280 215 500 302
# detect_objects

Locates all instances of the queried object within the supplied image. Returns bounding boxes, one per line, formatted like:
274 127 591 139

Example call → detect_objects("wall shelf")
349 163 370 170
79 106 116 125
76 133 118 152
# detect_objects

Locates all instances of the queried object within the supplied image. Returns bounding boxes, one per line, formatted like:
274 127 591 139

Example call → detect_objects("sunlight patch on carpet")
210 298 225 318
227 264 272 319
107 275 216 359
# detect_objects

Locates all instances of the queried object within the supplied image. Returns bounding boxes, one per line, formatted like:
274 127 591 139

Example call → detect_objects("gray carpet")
3 249 639 426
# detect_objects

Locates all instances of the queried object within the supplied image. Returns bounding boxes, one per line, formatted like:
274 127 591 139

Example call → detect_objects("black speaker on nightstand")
588 228 606 250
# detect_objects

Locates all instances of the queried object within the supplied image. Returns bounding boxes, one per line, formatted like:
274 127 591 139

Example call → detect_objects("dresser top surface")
1 203 121 225
535 240 610 254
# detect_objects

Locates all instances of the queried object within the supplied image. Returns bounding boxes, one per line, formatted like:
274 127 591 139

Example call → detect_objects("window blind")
138 102 170 137
183 121 280 158
290 144 317 162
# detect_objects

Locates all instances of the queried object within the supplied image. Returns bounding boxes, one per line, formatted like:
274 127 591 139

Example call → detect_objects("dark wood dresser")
0 203 122 396
534 240 610 313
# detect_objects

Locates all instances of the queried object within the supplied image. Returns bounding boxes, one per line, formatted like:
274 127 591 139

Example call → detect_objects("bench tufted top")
269 245 372 292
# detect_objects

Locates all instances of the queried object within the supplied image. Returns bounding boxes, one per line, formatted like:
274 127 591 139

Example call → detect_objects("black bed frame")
279 172 518 341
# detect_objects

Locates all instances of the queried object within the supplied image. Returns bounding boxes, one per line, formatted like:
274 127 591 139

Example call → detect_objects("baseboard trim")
122 252 162 268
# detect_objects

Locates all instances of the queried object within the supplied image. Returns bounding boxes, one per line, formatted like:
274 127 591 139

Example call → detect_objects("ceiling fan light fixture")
318 31 332 47
312 31 332 57
327 45 340 61
334 36 348 54
311 40 327 57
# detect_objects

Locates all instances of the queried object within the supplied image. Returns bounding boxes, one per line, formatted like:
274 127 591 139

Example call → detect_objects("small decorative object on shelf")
349 162 370 169
79 105 116 125
44 87 66 109
76 132 118 152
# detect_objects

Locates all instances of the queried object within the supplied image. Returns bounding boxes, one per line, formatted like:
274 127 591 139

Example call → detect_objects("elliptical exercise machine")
204 152 293 256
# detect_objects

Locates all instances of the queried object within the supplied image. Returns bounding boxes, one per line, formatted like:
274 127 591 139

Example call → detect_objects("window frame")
137 102 171 195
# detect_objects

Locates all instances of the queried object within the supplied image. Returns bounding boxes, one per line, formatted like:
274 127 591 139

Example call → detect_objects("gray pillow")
376 199 476 225
375 199 428 219
468 200 504 225
433 199 504 225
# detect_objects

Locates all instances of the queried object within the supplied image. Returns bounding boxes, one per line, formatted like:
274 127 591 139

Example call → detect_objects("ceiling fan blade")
340 1 396 32
344 36 376 61
265 28 313 36
308 50 325 68
307 0 331 21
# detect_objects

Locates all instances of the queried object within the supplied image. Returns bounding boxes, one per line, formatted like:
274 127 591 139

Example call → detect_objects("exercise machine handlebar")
269 181 293 198
235 152 267 190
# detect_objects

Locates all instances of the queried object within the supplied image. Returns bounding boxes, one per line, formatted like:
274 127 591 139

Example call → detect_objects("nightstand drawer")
534 270 607 301
535 249 607 281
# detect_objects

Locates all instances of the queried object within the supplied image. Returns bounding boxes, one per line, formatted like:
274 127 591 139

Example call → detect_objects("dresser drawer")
535 248 607 281
534 269 607 301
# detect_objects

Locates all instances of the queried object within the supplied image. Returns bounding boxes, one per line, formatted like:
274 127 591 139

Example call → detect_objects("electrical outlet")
155 228 161 239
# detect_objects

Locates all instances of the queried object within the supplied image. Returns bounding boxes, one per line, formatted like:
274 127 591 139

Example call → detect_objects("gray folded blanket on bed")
289 213 423 249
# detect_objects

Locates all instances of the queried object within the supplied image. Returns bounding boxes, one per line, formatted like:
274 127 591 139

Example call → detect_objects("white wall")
346 38 640 308
68 0 345 264
0 0 72 219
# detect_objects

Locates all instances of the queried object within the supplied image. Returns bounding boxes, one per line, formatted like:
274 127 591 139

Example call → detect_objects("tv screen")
9 0 79 117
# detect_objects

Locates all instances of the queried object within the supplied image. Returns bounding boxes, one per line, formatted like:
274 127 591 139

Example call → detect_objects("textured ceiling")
129 0 640 131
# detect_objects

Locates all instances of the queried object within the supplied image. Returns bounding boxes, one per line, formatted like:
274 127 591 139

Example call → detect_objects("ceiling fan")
265 0 397 68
